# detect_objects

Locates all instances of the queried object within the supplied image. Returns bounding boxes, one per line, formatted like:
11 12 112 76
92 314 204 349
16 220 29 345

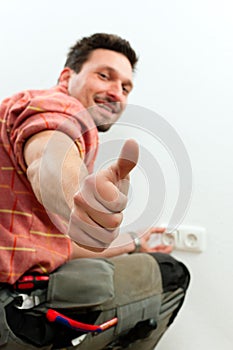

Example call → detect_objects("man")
0 33 190 349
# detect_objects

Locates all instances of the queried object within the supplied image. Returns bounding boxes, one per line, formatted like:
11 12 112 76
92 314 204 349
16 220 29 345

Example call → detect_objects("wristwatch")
128 232 141 254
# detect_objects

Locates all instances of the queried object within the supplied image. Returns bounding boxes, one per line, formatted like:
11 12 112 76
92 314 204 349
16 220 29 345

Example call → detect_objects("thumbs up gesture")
68 139 139 251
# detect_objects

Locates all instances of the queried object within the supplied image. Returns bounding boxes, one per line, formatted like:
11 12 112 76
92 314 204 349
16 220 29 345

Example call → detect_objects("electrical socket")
162 230 178 247
162 225 206 253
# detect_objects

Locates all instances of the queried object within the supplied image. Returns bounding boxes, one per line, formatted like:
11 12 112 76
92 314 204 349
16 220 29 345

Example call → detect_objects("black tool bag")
0 258 115 349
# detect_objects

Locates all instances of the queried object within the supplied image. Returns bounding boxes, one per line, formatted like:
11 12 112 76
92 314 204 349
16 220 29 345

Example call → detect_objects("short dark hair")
64 33 138 73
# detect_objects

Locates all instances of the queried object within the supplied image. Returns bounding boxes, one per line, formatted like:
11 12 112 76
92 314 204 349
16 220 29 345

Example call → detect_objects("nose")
107 81 124 102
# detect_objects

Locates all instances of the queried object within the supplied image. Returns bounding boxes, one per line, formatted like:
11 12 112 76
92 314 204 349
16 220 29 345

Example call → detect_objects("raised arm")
24 129 87 221
24 131 139 254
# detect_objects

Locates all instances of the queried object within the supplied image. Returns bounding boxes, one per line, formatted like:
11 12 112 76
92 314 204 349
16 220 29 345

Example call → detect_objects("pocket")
46 258 115 309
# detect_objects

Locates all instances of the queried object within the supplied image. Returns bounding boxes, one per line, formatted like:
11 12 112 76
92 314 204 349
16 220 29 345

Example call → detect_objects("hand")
68 139 139 251
138 227 173 254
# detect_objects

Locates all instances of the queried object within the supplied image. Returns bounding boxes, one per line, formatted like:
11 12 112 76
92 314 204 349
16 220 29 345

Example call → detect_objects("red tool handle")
46 309 118 333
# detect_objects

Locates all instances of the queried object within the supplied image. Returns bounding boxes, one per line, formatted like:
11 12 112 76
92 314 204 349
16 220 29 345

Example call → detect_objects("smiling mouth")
98 103 113 114
95 100 121 114
90 102 122 132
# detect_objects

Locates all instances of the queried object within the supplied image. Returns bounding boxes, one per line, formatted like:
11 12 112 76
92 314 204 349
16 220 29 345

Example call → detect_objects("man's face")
65 49 133 131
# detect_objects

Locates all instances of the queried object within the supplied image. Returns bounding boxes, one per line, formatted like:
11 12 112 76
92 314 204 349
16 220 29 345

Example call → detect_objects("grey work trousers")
0 253 190 350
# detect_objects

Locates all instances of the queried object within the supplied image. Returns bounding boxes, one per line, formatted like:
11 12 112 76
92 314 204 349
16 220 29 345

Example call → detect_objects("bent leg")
0 253 189 350
118 253 190 350
72 253 190 350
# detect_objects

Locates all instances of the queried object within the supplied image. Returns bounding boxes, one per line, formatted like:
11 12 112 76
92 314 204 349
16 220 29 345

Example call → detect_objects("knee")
148 252 191 293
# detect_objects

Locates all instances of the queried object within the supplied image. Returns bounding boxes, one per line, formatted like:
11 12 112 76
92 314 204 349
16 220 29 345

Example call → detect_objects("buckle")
71 334 87 347
15 294 40 309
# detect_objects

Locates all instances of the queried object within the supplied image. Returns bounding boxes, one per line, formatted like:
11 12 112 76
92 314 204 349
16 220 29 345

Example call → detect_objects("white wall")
1 0 233 349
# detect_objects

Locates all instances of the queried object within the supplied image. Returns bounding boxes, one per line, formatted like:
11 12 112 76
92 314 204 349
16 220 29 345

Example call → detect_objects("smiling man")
0 33 190 349
63 48 133 131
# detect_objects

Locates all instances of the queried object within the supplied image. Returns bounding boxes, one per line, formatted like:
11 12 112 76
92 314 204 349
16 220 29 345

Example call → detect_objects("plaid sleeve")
5 88 98 173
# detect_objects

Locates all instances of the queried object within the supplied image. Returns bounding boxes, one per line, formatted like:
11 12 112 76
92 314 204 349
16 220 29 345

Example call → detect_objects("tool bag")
0 258 115 349
0 254 186 350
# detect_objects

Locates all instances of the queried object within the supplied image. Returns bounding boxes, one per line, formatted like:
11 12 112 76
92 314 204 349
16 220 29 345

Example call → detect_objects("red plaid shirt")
0 83 99 284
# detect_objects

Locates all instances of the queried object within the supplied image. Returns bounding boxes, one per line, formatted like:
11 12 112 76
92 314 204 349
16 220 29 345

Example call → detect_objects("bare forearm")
70 226 173 258
25 133 139 253
24 130 87 221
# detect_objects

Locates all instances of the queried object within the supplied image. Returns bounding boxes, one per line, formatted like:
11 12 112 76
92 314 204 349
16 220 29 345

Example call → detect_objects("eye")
122 85 130 95
98 72 109 80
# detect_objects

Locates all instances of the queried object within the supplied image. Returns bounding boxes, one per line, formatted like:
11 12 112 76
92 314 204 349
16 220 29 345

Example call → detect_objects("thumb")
112 139 139 180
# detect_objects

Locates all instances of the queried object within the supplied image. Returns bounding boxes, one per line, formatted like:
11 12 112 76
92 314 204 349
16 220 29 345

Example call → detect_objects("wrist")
128 232 141 254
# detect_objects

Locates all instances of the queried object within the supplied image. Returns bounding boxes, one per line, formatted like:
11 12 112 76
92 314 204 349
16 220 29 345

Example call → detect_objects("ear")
58 67 73 84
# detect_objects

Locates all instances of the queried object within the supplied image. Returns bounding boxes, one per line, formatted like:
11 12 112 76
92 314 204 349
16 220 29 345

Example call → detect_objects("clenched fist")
68 139 139 251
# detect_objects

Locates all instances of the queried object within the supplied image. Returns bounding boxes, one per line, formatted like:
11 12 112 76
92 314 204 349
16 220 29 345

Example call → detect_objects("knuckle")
73 191 86 206
112 195 127 212
109 213 123 229
84 174 95 187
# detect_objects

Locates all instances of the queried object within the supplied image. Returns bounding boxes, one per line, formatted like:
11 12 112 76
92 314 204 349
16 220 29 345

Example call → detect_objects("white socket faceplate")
162 225 206 253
